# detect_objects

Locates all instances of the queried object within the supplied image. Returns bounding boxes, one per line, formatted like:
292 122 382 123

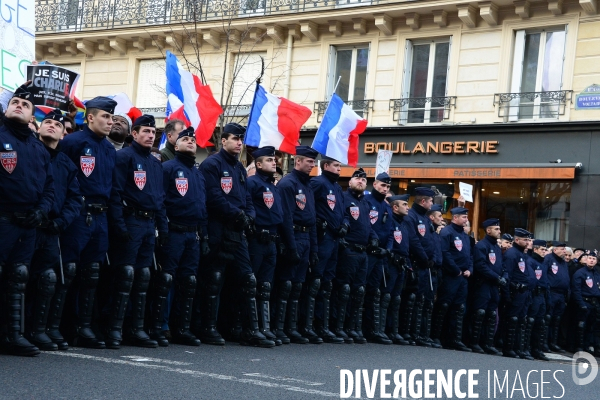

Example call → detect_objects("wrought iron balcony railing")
35 0 382 33
389 96 456 125
313 99 373 122
494 90 573 121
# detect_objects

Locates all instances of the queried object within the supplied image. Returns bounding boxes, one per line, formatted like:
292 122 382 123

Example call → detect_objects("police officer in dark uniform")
246 146 289 346
275 145 319 344
544 242 569 353
60 96 117 349
309 155 346 344
526 239 550 360
195 123 273 348
153 127 207 347
423 203 444 348
332 168 378 344
363 172 394 345
26 109 82 351
469 218 505 355
0 84 54 356
432 207 472 352
571 251 600 355
502 228 534 358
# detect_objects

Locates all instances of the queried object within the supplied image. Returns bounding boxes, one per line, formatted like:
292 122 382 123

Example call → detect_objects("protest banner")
0 0 35 91
27 65 80 111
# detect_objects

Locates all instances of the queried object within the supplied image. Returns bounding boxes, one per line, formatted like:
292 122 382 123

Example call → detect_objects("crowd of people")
1 83 599 360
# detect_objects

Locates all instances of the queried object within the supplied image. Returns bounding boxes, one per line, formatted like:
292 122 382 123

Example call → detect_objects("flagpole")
331 76 342 101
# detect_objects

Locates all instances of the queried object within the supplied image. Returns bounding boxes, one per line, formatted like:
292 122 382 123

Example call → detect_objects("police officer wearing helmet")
27 109 82 352
195 122 274 348
106 114 167 349
571 251 600 355
275 145 319 344
154 127 207 347
470 218 505 355
246 146 288 346
526 239 550 360
0 83 55 356
60 96 117 349
544 240 569 353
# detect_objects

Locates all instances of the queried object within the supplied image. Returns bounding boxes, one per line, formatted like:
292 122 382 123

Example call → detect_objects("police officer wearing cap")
571 251 600 355
526 239 550 360
195 123 273 348
105 114 167 349
246 146 289 346
363 172 394 345
469 218 505 355
152 127 207 347
544 240 569 353
431 207 472 352
60 96 117 349
404 187 437 347
26 109 82 352
422 203 444 348
0 83 55 356
500 234 513 254
309 155 346 344
386 194 419 345
501 228 534 358
333 168 378 344
275 145 319 344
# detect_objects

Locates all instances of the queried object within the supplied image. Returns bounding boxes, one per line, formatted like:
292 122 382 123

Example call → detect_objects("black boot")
333 284 353 343
316 281 343 343
148 271 172 347
412 295 430 347
469 309 486 354
256 282 280 346
47 263 76 350
575 321 586 352
73 263 105 349
272 280 291 345
548 316 565 353
540 315 550 352
285 282 309 344
27 269 58 351
195 269 225 345
503 316 519 358
481 311 501 355
376 292 393 344
171 276 201 346
531 318 549 361
301 278 323 344
2 264 40 356
239 273 275 348
387 295 410 345
450 304 472 352
422 300 440 348
400 293 416 345
346 286 367 344
519 317 534 360
126 267 158 348
103 265 134 349
431 302 449 348
369 289 392 344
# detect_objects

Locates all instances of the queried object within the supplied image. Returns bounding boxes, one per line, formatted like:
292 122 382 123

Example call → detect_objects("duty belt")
86 203 108 213
125 207 155 219
532 286 546 296
169 222 197 233
293 224 310 232
256 229 279 244
583 297 599 304
349 243 366 253
0 210 27 224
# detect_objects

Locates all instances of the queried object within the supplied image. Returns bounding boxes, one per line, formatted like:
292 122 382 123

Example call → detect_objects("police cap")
501 233 513 241
450 207 469 215
430 204 443 213
532 239 547 247
253 146 276 158
388 194 410 202
43 108 65 125
375 172 392 184
552 241 566 248
224 122 246 137
414 187 435 197
12 82 33 104
513 228 532 238
177 126 195 140
482 218 500 228
351 168 367 179
133 114 156 128
295 145 319 159
86 96 117 114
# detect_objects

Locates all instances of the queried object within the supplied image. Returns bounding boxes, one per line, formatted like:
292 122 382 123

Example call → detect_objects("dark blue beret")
514 228 532 238
253 146 276 159
482 218 500 228
177 126 195 140
12 83 33 102
351 168 367 179
295 145 319 159
389 194 409 202
414 187 435 197
375 172 392 184
450 207 469 215
532 239 547 247
224 122 246 137
552 241 566 248
588 251 598 258
430 204 443 213
133 114 156 128
86 96 117 114
501 233 513 241
574 248 586 253
43 108 65 124
320 154 340 163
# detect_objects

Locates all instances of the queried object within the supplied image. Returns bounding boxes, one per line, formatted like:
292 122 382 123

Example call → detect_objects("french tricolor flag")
245 84 312 154
107 93 143 122
311 94 367 167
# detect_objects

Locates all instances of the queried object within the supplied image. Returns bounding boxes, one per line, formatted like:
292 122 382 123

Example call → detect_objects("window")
327 45 370 113
57 63 83 99
401 38 451 124
56 0 83 31
228 52 266 115
136 59 167 110
509 27 567 121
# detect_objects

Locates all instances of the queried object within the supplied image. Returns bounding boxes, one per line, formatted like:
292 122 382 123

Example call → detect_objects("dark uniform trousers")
334 247 368 329
109 214 156 269
161 231 199 278
0 216 37 265
278 231 310 283
248 238 277 284
61 208 109 266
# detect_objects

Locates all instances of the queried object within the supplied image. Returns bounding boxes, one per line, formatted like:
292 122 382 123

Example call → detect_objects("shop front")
301 121 600 247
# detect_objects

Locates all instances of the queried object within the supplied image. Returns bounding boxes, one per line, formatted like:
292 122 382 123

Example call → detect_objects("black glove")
234 211 249 231
287 249 301 264
310 252 319 267
46 220 62 235
373 247 389 258
368 238 379 251
23 209 44 228
117 230 133 243
427 259 435 269
201 236 210 256
157 231 169 247
277 241 286 256
338 238 349 250
497 277 507 287
245 215 256 236
337 224 349 238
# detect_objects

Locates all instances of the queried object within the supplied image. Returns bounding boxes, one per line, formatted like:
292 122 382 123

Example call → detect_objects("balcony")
35 0 383 33
389 96 456 125
494 91 573 122
313 99 373 122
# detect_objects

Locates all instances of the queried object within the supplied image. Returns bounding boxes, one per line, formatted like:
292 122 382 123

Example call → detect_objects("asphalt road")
0 342 597 399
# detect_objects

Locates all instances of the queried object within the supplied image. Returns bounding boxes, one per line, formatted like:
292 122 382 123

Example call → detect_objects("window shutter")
327 46 337 100
445 37 452 97
509 30 526 122
230 52 266 106
136 59 167 109
400 40 414 124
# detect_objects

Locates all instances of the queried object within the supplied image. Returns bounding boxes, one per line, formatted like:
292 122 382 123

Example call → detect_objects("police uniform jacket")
391 213 417 265
278 169 317 253
247 170 284 234
364 191 394 250
61 125 116 204
342 189 377 247
431 223 443 266
45 144 82 231
571 267 600 308
440 222 473 276
473 234 504 283
0 123 54 213
310 172 347 233
109 141 167 233
503 243 533 286
162 152 207 232
544 252 570 293
405 204 436 268
529 252 549 290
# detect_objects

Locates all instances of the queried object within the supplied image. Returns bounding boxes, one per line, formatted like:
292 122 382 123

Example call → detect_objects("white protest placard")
0 0 35 91
459 182 473 203
375 150 393 176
